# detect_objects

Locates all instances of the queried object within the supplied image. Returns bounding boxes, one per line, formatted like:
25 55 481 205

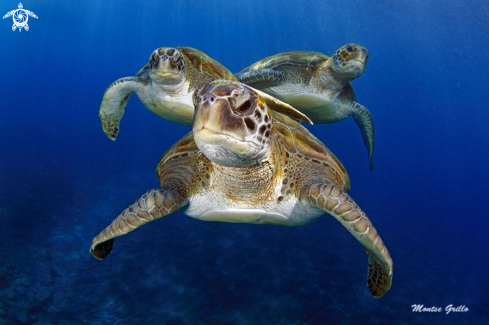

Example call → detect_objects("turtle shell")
137 47 236 81
239 51 357 103
240 51 330 72
271 111 350 191
155 111 350 192
156 131 198 179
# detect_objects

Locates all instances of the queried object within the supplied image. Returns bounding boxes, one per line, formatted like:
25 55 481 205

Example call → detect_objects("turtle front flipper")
302 184 393 298
350 102 375 170
235 68 286 87
99 77 143 140
90 185 188 259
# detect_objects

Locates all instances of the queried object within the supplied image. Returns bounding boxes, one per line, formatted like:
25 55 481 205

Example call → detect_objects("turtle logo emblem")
3 3 37 32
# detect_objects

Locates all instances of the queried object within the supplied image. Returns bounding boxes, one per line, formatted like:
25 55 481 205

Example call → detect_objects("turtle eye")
361 48 369 58
345 44 354 53
237 99 252 113
150 51 159 67
172 52 182 64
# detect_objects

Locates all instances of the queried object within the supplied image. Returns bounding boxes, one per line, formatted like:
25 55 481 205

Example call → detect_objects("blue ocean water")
1 0 488 324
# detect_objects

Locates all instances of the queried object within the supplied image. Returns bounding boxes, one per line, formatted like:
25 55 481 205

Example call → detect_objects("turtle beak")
156 60 180 79
193 91 247 142
193 82 270 167
193 94 227 136
193 95 258 166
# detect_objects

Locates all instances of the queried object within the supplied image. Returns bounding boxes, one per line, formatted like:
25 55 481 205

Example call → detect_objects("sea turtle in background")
89 80 393 298
99 47 238 140
235 44 375 170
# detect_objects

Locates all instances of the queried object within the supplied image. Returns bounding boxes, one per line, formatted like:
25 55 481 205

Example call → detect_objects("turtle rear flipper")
99 77 143 140
350 102 374 170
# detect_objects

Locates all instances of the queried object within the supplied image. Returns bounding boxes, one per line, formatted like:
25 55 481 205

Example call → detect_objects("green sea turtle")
89 80 393 298
235 44 375 170
99 47 238 140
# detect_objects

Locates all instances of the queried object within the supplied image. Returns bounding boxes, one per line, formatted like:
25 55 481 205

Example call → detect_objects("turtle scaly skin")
90 80 392 298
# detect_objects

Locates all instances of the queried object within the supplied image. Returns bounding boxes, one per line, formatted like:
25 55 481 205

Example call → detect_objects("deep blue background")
1 0 488 324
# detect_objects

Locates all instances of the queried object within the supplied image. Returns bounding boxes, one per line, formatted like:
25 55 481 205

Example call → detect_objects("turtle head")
328 43 369 82
192 80 273 167
148 47 186 85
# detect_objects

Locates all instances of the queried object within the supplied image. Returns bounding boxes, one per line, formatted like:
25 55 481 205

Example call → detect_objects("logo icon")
3 3 37 32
